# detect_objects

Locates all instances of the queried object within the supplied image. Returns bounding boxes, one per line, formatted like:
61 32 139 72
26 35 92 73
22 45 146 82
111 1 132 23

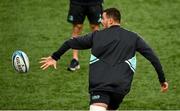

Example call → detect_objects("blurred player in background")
40 8 168 110
67 0 103 71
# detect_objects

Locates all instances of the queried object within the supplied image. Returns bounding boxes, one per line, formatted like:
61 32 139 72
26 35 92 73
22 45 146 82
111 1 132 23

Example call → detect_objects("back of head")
103 8 121 23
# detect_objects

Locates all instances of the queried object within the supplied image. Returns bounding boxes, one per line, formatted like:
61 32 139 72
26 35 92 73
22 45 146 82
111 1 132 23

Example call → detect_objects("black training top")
70 0 103 6
52 25 166 95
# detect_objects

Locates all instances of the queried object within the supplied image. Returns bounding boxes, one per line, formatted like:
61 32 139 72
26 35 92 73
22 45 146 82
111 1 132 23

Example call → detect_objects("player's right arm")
40 56 57 70
40 32 94 70
52 32 94 61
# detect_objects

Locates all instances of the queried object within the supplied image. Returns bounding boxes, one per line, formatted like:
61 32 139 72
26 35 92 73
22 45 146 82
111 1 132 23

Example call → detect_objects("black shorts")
67 3 103 24
90 91 125 110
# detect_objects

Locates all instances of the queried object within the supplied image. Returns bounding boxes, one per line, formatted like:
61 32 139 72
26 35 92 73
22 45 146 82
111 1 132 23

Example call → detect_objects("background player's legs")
67 3 85 71
67 24 83 71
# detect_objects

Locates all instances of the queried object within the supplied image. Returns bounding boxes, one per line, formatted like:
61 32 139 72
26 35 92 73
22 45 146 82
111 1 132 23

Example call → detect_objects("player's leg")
90 91 125 110
67 3 85 71
68 24 83 71
72 23 83 61
87 4 103 31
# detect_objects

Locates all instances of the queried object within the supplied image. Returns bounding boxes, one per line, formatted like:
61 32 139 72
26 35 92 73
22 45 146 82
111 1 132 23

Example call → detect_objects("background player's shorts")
90 91 125 110
67 3 103 24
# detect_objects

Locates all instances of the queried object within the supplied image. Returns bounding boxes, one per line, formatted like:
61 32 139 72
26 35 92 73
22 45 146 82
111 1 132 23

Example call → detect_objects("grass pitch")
0 0 180 110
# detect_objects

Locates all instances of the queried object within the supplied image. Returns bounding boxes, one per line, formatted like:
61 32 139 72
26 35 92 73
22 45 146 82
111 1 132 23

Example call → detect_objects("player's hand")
161 82 168 92
39 56 57 70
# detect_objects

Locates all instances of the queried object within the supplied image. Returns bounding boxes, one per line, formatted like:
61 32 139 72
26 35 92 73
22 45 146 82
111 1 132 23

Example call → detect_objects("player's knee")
90 105 107 111
72 24 83 36
90 24 99 31
73 24 83 31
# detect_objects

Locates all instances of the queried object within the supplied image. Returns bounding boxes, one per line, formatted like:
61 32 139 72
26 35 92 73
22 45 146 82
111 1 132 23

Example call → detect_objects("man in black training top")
40 8 168 111
67 0 103 71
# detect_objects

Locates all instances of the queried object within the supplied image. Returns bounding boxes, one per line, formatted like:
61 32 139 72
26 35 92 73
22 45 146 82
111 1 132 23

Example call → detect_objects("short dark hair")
103 8 121 23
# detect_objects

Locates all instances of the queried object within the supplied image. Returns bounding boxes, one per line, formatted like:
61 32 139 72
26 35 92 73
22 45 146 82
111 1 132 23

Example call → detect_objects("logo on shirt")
68 15 73 22
92 95 100 100
98 14 102 23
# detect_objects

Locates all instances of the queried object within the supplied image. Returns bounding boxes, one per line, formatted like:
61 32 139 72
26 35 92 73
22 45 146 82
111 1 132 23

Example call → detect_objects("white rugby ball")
12 50 29 73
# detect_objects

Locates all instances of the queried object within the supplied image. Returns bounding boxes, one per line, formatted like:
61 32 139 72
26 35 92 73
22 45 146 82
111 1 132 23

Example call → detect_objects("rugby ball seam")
19 52 28 73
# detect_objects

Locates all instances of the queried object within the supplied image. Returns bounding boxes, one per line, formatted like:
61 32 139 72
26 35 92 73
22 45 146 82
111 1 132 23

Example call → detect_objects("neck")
108 23 120 28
